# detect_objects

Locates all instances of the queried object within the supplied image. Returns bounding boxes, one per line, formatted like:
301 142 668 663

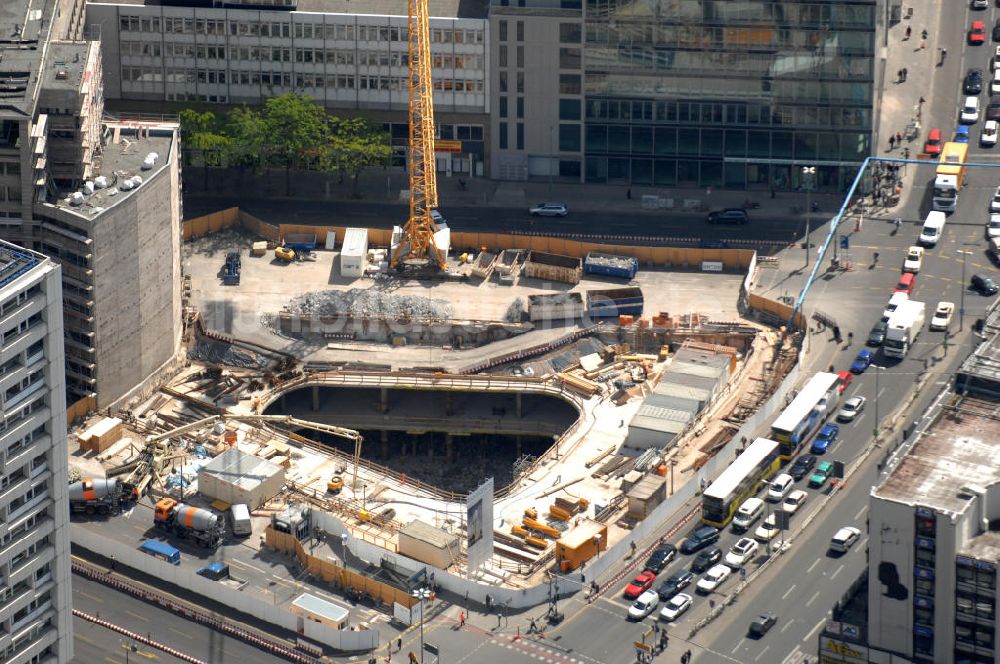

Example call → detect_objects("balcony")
4 436 46 475
2 380 45 413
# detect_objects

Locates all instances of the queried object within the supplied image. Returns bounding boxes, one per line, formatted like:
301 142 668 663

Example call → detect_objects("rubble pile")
286 289 454 320
189 340 268 369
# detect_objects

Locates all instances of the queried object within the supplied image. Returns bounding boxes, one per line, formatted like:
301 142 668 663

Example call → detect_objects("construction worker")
459 611 465 627
658 631 668 652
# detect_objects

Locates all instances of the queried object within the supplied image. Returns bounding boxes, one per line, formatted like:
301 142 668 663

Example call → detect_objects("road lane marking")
807 558 821 573
781 647 803 664
76 590 103 603
854 505 868 520
754 645 770 661
125 610 149 622
831 564 844 581
782 584 797 600
805 591 821 607
731 639 744 654
805 618 826 641
169 627 191 638
781 619 795 633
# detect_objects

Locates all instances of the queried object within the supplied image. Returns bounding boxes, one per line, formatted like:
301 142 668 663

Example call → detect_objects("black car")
994 18 1000 41
972 273 1000 295
867 319 888 346
789 454 818 481
966 68 985 94
644 544 678 573
656 570 694 600
690 546 723 573
748 613 778 638
679 525 721 554
706 208 749 225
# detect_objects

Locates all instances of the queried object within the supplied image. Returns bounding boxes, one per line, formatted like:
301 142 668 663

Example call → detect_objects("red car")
624 570 657 599
971 20 987 44
836 370 854 394
924 128 942 156
895 272 916 295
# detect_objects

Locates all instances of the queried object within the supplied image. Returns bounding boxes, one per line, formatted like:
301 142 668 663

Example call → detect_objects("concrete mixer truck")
153 498 223 549
68 478 136 515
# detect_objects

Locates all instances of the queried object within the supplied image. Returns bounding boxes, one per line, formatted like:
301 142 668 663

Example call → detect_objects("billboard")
465 478 494 575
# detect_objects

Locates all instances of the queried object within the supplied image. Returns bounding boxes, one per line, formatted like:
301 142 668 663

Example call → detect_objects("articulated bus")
702 437 781 528
770 372 844 459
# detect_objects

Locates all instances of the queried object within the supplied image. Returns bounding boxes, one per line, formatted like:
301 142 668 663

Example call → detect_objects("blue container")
584 252 639 279
140 539 180 565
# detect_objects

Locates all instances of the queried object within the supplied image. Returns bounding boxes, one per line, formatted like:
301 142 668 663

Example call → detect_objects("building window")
516 97 524 119
559 124 581 152
498 21 507 42
517 46 524 68
559 74 581 95
499 97 508 118
516 21 524 42
516 123 524 150
517 71 524 93
559 23 581 43
559 99 581 120
559 48 581 69
499 122 508 150
499 45 508 68
499 71 508 93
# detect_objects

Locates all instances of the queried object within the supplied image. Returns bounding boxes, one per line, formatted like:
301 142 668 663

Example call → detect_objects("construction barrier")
746 292 807 330
73 609 205 664
66 394 97 425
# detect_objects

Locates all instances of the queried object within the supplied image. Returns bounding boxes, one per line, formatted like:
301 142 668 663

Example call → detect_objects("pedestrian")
902 67 908 81
408 652 417 664
896 131 903 144
919 96 926 105
922 29 928 40
905 26 911 40
659 632 668 651
397 638 402 652
833 325 842 343
459 611 465 627
904 147 910 159
941 47 947 64
919 38 927 49
889 135 896 150
897 68 903 82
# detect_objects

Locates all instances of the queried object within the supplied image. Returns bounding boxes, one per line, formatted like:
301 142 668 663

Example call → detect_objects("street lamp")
872 364 884 440
802 166 816 268
958 250 973 331
412 587 432 663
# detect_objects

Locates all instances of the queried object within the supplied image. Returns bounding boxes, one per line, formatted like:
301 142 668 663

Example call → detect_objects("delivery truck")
884 300 926 358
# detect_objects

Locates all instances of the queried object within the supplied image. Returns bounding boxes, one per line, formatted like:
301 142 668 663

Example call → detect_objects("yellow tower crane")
390 0 447 271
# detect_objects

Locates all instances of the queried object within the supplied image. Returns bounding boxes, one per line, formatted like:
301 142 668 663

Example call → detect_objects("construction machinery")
68 478 136 515
389 0 447 271
154 498 224 549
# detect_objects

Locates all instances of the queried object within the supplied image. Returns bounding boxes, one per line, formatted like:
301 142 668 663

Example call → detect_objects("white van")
229 503 252 537
920 211 946 247
732 497 765 532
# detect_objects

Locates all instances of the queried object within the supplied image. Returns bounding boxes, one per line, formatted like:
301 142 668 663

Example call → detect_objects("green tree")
260 93 330 195
225 106 266 173
331 118 392 198
178 109 233 189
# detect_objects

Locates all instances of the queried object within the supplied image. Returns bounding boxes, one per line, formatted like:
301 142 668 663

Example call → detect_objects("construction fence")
746 292 807 330
66 395 98 425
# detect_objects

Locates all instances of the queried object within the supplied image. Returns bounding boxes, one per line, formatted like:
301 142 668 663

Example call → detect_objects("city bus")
702 437 781 528
770 372 843 458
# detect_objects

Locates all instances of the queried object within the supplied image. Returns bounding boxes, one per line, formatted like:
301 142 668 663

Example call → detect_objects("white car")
782 489 808 515
962 96 981 124
989 214 1000 238
830 526 862 553
837 396 867 422
724 537 759 568
983 120 999 146
766 473 794 502
658 593 692 622
696 564 732 594
754 514 780 542
974 0 989 8
930 301 955 330
903 246 924 273
991 187 1000 212
529 202 568 217
627 590 660 621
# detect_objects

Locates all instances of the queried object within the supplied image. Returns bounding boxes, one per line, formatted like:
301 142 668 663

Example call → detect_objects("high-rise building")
0 241 73 664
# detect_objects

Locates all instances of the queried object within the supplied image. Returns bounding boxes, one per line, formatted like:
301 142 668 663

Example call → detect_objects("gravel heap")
189 339 268 369
286 288 453 320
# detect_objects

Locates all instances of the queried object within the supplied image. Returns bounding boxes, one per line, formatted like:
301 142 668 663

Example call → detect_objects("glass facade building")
581 0 877 191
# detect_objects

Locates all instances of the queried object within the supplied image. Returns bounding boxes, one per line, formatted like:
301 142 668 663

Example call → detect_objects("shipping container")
584 252 639 279
283 233 317 251
140 539 180 564
523 251 582 284
528 292 584 322
340 228 369 278
586 287 644 318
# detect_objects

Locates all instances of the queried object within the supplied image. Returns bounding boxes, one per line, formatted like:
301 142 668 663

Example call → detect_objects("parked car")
680 525 720 554
627 590 660 620
984 119 1000 146
830 526 862 553
529 202 568 217
966 68 985 94
707 208 749 225
971 19 988 44
724 537 760 568
754 514 781 542
903 246 924 273
972 273 1000 295
930 301 955 330
766 473 794 502
924 127 943 155
696 564 732 594
809 460 835 489
811 423 840 454
782 490 808 514
989 214 1000 238
837 396 867 422
963 96 982 123
850 349 874 374
624 570 657 599
659 593 693 622
867 320 888 346
956 124 971 143
748 613 778 638
644 544 678 573
789 454 817 481
974 0 989 9
994 16 1000 40
988 95 1000 121
656 570 694 600
690 547 722 573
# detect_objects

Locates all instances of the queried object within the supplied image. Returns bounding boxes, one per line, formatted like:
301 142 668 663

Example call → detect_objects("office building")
85 0 490 176
489 0 878 190
0 241 74 664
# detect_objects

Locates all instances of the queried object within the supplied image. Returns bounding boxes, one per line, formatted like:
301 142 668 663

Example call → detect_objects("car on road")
696 564 732 594
809 460 835 489
966 68 985 94
994 16 1000 40
656 570 694 600
766 473 794 502
644 544 677 573
837 396 867 422
971 20 988 45
984 120 1000 146
624 570 657 599
724 537 759 568
894 272 916 296
748 613 778 638
990 214 1000 238
627 590 660 620
690 547 722 573
975 0 989 9
867 319 888 346
962 96 982 123
754 514 781 542
930 301 955 330
789 454 817 481
706 208 749 225
956 125 971 143
988 96 1000 122
850 349 874 374
659 593 693 622
811 423 840 454
830 526 862 553
924 128 943 155
680 525 720 554
973 273 1000 295
782 489 808 514
529 202 568 217
903 246 924 273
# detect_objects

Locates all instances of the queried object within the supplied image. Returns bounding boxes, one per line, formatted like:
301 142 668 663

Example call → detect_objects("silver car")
529 202 568 217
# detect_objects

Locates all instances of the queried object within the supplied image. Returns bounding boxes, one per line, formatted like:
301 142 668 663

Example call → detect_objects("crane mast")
391 0 447 270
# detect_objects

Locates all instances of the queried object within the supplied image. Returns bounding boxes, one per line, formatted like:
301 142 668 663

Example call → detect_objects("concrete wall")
867 497 916 659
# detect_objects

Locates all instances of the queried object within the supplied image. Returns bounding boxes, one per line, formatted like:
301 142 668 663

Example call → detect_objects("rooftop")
200 448 283 490
49 122 174 219
398 519 459 549
0 240 44 289
40 41 90 92
875 396 1000 515
960 530 1000 563
0 0 54 116
957 305 1000 397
